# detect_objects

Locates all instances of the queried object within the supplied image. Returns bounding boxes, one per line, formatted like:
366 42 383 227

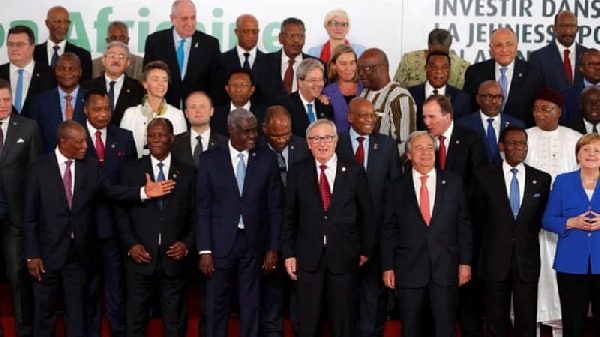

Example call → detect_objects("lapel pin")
442 180 447 184
373 143 378 150
111 143 116 149
36 73 40 77
533 180 537 184
173 174 178 179
505 121 510 127
519 72 523 77
455 140 460 144
342 166 346 172
194 42 199 48
252 152 256 157
126 89 130 93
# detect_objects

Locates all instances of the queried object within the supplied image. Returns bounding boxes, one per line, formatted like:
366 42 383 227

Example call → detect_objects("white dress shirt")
104 73 125 103
236 45 257 68
281 53 303 92
480 112 501 141
46 40 67 66
425 81 446 97
190 128 212 155
172 30 191 79
502 161 525 206
0 115 10 146
315 154 337 194
436 122 454 151
9 60 34 108
556 40 576 68
86 121 107 151
495 59 515 97
349 127 370 169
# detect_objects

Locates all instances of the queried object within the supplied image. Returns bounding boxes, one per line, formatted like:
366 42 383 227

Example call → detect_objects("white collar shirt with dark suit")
315 154 337 194
411 167 436 218
502 161 525 205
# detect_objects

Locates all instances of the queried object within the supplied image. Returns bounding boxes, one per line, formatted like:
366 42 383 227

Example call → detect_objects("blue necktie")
108 81 116 113
509 167 519 219
14 69 24 114
236 153 246 225
157 162 165 209
51 45 60 68
307 103 316 123
177 39 186 75
243 52 251 70
486 118 499 164
499 67 508 111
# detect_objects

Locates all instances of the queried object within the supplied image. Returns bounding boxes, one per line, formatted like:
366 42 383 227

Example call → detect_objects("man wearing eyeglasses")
83 41 144 126
282 118 374 337
565 86 600 134
561 48 600 123
457 80 525 166
92 21 144 81
0 25 56 118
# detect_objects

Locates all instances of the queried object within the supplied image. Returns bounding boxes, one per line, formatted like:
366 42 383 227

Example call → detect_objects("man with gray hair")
83 41 144 125
275 58 334 137
196 108 282 337
92 21 144 80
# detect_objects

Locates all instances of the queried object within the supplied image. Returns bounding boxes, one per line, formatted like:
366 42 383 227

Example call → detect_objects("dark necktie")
0 122 4 158
14 69 24 114
284 58 295 94
64 160 73 209
65 94 74 120
355 136 365 165
157 162 165 209
509 167 520 219
433 89 439 96
95 130 105 165
319 165 331 211
593 124 598 134
275 150 287 186
243 52 251 70
564 49 573 85
486 118 499 163
193 135 203 168
51 45 60 68
419 175 430 225
438 135 447 169
108 81 116 113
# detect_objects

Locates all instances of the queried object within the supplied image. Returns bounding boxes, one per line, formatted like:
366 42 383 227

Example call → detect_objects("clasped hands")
567 211 600 231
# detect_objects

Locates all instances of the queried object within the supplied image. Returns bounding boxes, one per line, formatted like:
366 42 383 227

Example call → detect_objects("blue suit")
456 112 525 165
560 82 586 124
528 42 587 92
408 82 472 130
29 87 87 153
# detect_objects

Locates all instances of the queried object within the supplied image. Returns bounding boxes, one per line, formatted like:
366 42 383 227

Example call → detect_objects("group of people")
1 0 600 337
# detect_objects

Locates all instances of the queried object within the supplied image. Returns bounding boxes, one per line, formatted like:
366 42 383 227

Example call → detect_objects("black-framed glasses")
308 135 336 144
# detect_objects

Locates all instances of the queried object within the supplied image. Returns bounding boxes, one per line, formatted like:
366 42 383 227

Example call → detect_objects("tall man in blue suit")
82 88 137 337
457 80 525 166
529 11 587 92
336 98 401 337
196 108 283 337
29 52 87 153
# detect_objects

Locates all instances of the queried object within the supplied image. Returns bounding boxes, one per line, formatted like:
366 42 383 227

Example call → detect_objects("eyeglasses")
6 42 31 48
478 93 504 101
358 64 383 73
106 52 127 59
328 20 348 27
308 135 336 144
531 106 558 113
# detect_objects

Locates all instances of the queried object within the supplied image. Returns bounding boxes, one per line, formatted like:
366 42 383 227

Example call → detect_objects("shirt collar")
442 121 454 140
237 45 257 58
104 73 125 84
502 160 525 174
86 120 107 136
55 147 72 164
9 59 34 73
228 140 249 159
315 153 337 169
555 40 576 54
230 101 251 111
425 81 446 94
349 126 369 141
495 59 515 71
150 153 172 168
48 39 67 51
58 85 80 99
412 167 436 180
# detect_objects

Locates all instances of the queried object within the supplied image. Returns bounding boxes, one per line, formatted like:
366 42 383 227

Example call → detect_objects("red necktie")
64 160 73 209
355 136 365 165
95 130 105 165
564 49 573 85
419 175 431 225
284 58 295 94
65 94 74 120
438 135 447 169
319 165 331 211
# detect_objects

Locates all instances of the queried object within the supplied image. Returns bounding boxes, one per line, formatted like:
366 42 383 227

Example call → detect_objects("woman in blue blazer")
543 133 600 336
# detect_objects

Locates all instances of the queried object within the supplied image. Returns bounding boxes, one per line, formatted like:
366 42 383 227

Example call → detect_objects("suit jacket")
281 156 375 274
528 42 587 92
456 111 525 165
171 130 227 168
33 41 93 82
463 58 545 127
82 76 145 126
0 114 43 227
212 103 268 138
144 28 222 108
472 164 551 282
438 124 488 185
336 131 401 240
381 169 472 287
256 135 311 169
0 61 57 118
560 81 585 124
196 143 283 259
220 47 267 103
407 82 472 130
275 91 335 137
28 87 87 153
564 117 588 134
24 153 139 270
85 125 137 238
117 155 195 277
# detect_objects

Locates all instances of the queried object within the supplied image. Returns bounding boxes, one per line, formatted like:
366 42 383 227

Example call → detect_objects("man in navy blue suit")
457 80 525 166
561 48 600 123
82 88 137 337
29 52 87 153
196 108 283 337
529 11 587 92
408 51 471 130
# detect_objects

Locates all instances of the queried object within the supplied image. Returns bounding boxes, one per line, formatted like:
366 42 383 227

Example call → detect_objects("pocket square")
533 193 540 198
117 151 126 156
16 138 24 143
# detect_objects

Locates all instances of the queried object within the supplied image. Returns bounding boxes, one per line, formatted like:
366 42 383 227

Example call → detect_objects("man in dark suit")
408 51 471 130
24 120 173 337
82 41 144 126
561 48 600 123
33 6 92 82
29 52 87 153
275 59 334 137
463 28 545 127
256 105 310 337
117 118 195 337
382 130 472 337
457 80 525 166
82 88 137 337
472 125 551 337
565 86 600 134
282 119 375 337
336 98 401 337
529 11 587 92
0 79 43 337
196 109 282 337
0 25 56 118
213 69 266 137
144 0 222 109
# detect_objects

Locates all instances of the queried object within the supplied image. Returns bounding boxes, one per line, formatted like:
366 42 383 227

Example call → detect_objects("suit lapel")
445 127 461 168
2 116 21 162
430 170 445 224
491 164 514 216
72 159 86 209
499 113 514 132
243 149 258 197
328 160 347 208
222 146 240 195
105 126 119 159
517 166 540 220
404 173 427 225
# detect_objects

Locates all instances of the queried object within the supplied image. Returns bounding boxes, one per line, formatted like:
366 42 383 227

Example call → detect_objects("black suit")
212 103 267 138
463 59 545 127
281 156 375 337
82 76 145 125
117 155 195 337
275 91 334 137
144 28 222 108
336 131 401 337
0 114 43 337
172 130 227 168
471 164 551 337
382 169 472 337
407 82 472 130
0 61 57 118
438 124 488 185
33 41 93 82
564 117 589 134
220 47 267 104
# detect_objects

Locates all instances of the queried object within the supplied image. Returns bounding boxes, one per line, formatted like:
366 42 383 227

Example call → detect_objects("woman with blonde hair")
308 9 365 63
